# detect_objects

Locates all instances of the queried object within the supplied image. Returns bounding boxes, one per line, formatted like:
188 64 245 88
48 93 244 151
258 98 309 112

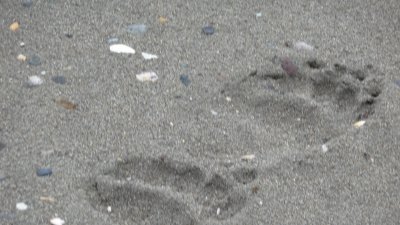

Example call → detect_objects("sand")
1 0 400 224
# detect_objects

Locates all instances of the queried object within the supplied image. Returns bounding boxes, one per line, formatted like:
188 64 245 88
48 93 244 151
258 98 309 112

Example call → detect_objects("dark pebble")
65 33 73 38
0 142 5 151
36 168 52 176
180 74 190 86
202 26 214 35
21 0 33 7
52 75 66 85
394 80 400 88
28 55 41 66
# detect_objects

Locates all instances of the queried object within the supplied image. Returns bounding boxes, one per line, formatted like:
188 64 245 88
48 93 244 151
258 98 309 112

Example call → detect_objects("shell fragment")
136 71 158 82
141 52 158 60
241 154 255 161
50 217 65 225
110 44 135 54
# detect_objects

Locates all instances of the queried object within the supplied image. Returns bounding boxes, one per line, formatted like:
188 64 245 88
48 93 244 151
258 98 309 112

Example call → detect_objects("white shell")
109 44 135 54
28 75 43 86
141 52 158 60
136 71 158 82
16 202 28 211
50 217 65 225
294 41 314 51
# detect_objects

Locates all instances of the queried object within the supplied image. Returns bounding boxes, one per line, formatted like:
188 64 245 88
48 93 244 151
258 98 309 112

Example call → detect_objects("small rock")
55 98 77 110
109 44 135 54
141 52 158 60
28 76 43 86
280 57 298 76
16 202 28 211
9 22 20 31
136 71 158 82
21 0 33 7
50 217 65 225
294 41 314 51
241 154 255 161
36 168 52 176
107 37 119 44
158 16 168 24
17 54 27 62
127 24 147 34
321 144 328 153
394 80 400 88
202 25 214 35
0 142 5 151
255 12 262 17
353 120 366 128
28 55 41 66
40 71 46 75
179 74 190 86
52 76 66 85
107 206 112 213
64 33 73 38
20 42 25 47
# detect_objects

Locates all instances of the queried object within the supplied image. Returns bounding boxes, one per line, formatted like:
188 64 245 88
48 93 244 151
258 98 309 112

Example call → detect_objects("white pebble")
321 144 328 153
20 42 25 47
28 75 43 86
210 110 218 116
294 41 314 51
16 202 28 211
353 120 366 128
225 96 232 102
216 207 220 215
50 217 65 225
41 71 46 75
241 154 255 161
109 44 135 54
256 12 262 17
141 52 158 60
136 71 158 82
107 206 112 213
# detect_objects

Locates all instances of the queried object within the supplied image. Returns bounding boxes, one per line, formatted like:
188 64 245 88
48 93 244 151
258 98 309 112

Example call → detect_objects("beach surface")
1 0 400 224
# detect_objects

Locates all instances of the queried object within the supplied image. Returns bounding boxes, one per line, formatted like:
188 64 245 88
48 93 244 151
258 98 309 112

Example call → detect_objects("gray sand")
1 0 400 224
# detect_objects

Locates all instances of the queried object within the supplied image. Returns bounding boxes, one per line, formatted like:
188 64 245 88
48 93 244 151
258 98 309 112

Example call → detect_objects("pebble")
50 217 65 225
0 142 5 150
28 75 43 86
256 12 262 17
109 44 135 54
36 168 52 176
241 154 255 161
394 80 400 88
107 37 119 44
353 120 366 128
294 41 314 51
20 42 25 47
17 54 27 62
202 25 214 35
41 71 46 75
158 16 168 24
141 52 158 60
280 57 298 76
136 71 158 82
16 202 28 211
179 74 190 86
127 24 147 34
28 55 41 66
9 22 20 31
321 144 328 153
21 0 33 7
52 75 66 85
107 206 112 213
